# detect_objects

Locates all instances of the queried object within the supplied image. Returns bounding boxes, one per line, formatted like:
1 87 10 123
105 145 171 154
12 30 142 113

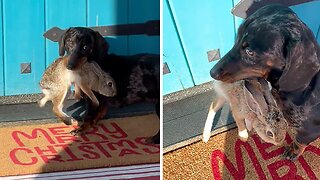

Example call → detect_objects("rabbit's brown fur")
203 78 288 146
39 56 116 125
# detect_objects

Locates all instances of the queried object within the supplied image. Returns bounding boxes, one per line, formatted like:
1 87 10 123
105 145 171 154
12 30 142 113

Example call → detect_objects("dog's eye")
266 130 274 137
83 45 88 51
107 82 113 87
245 47 254 56
245 48 254 57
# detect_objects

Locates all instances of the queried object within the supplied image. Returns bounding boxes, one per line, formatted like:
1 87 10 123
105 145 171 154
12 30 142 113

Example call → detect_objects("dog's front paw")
60 117 73 125
70 123 91 136
70 128 84 136
283 144 298 161
282 142 306 161
145 136 160 144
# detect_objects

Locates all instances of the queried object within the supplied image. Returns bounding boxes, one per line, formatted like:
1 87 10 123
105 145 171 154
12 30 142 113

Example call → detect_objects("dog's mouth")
217 69 268 83
67 56 88 70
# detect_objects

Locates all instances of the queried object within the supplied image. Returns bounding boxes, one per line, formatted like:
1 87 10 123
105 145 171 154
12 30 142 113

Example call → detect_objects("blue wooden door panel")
168 0 236 85
318 25 320 43
291 1 320 44
3 0 45 95
88 0 129 55
0 1 3 96
128 0 160 55
163 0 194 95
45 0 86 67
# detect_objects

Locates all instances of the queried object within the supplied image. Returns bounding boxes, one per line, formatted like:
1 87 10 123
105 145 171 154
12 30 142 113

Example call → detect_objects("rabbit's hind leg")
38 89 51 107
52 89 72 125
203 96 225 142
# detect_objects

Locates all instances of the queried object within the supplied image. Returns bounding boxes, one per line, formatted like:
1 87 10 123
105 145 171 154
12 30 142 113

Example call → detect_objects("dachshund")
210 5 320 160
59 27 160 144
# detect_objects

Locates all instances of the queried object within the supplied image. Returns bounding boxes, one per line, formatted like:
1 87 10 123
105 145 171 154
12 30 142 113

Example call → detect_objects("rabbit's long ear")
257 78 277 107
91 62 103 77
243 79 268 116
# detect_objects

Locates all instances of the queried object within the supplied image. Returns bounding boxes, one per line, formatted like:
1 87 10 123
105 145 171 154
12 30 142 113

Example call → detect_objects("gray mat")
0 100 155 122
163 90 235 148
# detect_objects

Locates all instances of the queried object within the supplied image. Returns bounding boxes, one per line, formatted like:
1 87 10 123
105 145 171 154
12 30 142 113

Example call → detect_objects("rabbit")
38 55 117 125
202 78 288 146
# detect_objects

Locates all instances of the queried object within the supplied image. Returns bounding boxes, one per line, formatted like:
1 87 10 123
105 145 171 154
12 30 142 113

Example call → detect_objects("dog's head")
210 5 320 92
59 27 109 70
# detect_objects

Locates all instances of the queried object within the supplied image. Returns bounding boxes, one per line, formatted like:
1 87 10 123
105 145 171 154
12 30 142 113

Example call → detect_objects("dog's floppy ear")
58 28 71 57
91 31 109 61
278 27 320 92
244 79 269 117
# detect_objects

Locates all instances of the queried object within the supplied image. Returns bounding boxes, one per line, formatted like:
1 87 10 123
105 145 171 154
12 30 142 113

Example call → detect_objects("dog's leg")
52 89 72 125
202 96 225 142
79 84 99 107
70 98 108 136
74 84 82 101
283 141 307 161
146 100 160 144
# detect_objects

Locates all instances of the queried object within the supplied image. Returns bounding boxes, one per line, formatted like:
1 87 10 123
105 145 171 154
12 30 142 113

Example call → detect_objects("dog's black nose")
66 64 75 70
210 67 223 80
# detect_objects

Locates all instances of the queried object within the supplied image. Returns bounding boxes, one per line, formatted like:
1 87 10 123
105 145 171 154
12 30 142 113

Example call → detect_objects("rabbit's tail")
202 96 225 143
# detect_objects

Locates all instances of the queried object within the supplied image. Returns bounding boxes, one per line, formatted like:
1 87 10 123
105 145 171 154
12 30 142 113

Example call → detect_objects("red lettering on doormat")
211 133 320 180
8 123 159 166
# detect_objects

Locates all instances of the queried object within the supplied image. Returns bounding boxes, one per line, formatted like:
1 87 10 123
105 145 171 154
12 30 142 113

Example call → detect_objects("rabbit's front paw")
238 129 249 142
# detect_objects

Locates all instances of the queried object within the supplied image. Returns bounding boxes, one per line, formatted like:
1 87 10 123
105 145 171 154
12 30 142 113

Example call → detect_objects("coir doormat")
163 128 320 179
0 114 160 176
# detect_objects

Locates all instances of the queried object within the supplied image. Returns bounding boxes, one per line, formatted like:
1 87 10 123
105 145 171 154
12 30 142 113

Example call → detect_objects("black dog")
59 27 160 144
210 5 320 160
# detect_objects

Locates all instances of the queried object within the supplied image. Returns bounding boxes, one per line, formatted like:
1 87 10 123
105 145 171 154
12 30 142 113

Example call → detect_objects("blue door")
45 0 87 66
0 0 3 96
291 1 320 44
163 0 320 95
0 0 159 96
87 0 129 55
163 0 237 95
3 0 45 95
163 0 194 95
167 0 236 86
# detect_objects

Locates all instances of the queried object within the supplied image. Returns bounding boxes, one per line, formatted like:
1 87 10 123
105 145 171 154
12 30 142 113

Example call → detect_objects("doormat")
0 114 160 177
163 128 320 179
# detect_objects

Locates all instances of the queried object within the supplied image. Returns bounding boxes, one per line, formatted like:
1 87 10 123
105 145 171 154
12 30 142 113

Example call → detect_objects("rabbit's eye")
266 130 273 137
107 82 113 87
83 45 88 51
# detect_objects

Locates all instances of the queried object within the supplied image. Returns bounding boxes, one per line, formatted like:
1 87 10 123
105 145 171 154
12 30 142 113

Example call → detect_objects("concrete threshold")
163 81 235 152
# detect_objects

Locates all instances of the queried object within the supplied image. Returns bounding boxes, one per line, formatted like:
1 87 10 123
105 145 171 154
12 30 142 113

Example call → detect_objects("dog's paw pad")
70 129 83 136
282 145 298 161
